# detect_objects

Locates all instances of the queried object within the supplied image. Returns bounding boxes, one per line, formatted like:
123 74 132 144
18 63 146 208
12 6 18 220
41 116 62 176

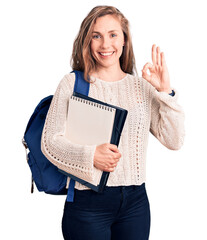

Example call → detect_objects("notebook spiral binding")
71 95 116 112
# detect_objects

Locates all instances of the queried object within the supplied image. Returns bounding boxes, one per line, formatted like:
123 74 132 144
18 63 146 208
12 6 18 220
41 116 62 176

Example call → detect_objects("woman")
41 5 185 240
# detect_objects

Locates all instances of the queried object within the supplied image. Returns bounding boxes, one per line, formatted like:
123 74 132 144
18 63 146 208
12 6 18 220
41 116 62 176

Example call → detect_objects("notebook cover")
59 92 128 192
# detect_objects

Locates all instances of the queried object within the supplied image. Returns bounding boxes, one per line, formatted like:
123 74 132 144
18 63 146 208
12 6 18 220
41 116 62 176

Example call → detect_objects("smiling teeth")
100 52 113 56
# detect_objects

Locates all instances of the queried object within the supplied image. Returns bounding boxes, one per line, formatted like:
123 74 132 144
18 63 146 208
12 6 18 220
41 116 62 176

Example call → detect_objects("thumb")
108 144 119 153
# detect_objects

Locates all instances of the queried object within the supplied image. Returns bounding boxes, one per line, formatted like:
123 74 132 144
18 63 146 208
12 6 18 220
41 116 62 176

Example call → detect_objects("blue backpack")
22 70 90 199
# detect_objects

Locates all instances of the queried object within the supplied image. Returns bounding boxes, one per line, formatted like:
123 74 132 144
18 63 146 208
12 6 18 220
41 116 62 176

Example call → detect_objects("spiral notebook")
58 91 128 192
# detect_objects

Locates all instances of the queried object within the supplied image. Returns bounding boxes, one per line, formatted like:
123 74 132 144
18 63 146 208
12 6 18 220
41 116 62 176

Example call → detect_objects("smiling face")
90 14 125 71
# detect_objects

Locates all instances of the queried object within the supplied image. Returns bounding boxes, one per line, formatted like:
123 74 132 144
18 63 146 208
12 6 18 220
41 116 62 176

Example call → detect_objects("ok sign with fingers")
142 44 172 93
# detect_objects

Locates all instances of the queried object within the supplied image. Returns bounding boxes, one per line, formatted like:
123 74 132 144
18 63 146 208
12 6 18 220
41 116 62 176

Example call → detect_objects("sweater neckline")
90 73 129 84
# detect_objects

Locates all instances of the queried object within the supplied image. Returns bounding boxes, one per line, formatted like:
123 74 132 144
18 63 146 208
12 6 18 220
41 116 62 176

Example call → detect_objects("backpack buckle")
22 138 28 149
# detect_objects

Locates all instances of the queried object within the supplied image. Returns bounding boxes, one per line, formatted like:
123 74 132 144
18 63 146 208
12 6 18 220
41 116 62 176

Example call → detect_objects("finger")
108 158 119 167
114 152 121 159
152 44 156 65
142 70 151 83
142 62 153 82
161 52 166 67
142 62 153 72
113 153 121 162
111 162 117 167
157 46 161 65
106 167 115 172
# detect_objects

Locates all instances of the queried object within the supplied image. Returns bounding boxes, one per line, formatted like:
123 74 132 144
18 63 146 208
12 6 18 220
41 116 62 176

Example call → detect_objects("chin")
96 58 119 69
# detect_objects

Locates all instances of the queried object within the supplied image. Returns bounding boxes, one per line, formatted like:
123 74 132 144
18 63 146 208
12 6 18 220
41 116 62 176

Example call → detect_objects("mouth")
98 51 115 57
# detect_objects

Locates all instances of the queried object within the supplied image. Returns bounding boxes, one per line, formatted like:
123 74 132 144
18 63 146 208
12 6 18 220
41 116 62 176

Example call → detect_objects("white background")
1 0 206 239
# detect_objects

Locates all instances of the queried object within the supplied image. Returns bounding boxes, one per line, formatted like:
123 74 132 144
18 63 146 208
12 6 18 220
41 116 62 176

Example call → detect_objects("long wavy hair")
71 5 137 82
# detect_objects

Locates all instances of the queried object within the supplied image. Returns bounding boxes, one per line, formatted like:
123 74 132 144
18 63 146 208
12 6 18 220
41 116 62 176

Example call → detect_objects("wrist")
157 87 172 94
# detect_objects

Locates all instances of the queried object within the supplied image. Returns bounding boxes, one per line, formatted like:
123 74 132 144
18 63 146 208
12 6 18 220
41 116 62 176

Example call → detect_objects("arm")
41 74 97 182
142 44 185 149
150 87 185 150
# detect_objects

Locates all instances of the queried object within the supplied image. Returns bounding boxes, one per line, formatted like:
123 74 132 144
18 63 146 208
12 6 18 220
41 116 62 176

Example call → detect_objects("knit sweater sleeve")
41 73 97 182
149 82 185 150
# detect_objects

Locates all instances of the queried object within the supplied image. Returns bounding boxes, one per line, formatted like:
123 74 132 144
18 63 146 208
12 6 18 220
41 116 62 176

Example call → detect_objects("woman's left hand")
142 44 172 93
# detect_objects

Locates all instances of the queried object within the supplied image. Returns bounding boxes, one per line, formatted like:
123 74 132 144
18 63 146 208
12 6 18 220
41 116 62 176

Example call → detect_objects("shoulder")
56 72 76 92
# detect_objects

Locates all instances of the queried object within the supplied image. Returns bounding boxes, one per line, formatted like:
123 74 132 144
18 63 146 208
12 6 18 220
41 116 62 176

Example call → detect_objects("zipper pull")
31 176 34 193
22 138 29 162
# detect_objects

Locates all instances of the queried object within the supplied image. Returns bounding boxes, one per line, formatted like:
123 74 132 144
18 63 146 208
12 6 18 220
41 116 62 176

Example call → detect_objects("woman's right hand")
93 143 122 172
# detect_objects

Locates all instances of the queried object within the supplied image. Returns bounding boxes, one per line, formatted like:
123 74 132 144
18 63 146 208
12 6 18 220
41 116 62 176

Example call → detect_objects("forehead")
93 14 122 32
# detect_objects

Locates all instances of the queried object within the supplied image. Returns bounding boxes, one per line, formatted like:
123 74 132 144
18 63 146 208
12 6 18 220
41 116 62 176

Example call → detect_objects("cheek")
90 41 100 61
90 41 95 54
114 41 124 55
90 40 99 55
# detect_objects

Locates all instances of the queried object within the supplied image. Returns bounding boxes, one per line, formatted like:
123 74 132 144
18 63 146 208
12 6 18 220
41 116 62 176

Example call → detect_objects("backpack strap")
73 70 90 96
66 70 90 202
66 177 76 202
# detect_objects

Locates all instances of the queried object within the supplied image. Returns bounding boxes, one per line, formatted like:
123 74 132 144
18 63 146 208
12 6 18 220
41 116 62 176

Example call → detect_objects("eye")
92 34 101 39
111 33 117 38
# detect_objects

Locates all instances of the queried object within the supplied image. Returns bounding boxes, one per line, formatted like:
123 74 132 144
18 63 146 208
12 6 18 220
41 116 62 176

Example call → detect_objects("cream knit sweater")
41 72 185 190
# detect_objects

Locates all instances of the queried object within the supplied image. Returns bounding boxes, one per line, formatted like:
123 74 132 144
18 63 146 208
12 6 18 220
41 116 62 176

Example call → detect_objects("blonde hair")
71 5 137 82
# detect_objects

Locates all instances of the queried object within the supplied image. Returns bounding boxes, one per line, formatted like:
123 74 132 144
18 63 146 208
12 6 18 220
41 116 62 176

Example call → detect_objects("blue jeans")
62 183 151 240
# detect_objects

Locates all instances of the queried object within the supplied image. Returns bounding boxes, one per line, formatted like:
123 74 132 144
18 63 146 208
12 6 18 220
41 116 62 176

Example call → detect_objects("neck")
91 65 126 82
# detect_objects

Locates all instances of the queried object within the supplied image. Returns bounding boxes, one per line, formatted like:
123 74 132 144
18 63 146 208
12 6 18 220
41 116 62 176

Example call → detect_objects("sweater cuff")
153 87 179 107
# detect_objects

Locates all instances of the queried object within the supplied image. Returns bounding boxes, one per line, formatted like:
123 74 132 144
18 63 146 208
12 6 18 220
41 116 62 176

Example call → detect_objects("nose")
101 36 110 49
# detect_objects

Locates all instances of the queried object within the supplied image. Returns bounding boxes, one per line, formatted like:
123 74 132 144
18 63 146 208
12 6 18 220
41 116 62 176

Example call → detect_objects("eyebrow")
92 30 119 34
